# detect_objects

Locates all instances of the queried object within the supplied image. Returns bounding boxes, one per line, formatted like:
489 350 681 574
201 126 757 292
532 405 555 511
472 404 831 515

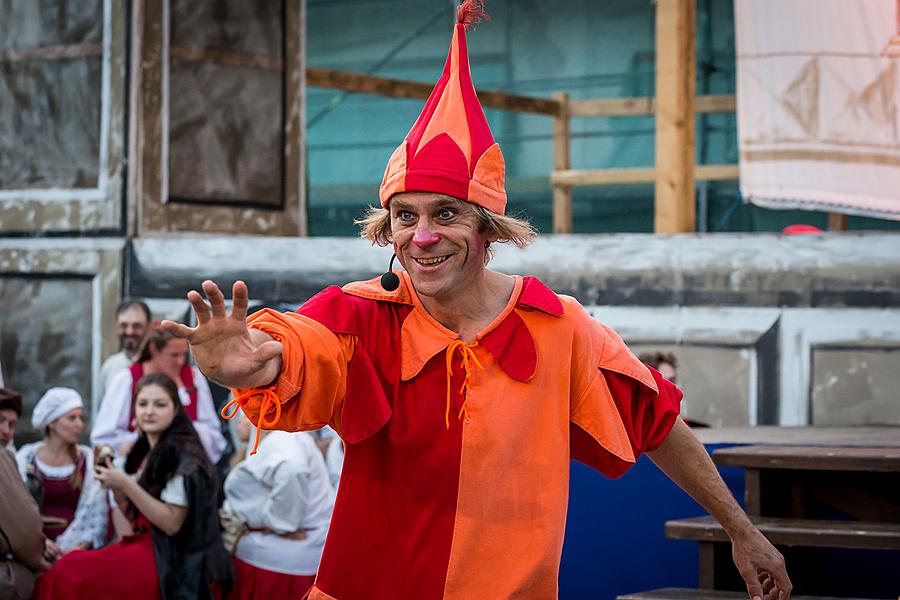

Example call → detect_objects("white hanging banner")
735 0 900 220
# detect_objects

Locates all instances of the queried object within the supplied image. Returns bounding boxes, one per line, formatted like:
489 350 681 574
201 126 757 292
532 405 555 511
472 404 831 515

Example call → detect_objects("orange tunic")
232 273 681 600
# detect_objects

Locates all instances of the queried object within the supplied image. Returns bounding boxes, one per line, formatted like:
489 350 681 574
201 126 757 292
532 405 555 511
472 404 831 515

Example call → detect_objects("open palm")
160 280 282 389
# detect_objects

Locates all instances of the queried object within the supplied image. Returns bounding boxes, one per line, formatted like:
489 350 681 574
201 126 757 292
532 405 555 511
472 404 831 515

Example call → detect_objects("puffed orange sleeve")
229 308 357 438
559 297 680 477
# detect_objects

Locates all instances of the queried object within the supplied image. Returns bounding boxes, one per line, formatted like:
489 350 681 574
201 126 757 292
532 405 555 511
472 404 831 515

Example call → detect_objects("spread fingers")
202 280 228 318
230 280 249 322
187 289 211 324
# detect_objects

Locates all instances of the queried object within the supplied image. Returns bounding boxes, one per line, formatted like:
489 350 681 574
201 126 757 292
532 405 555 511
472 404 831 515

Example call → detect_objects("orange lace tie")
444 340 484 428
220 387 281 455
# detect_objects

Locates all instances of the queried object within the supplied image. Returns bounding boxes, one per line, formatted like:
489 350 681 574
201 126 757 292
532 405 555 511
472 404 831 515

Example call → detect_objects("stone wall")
2 232 898 441
126 232 900 429
0 239 124 440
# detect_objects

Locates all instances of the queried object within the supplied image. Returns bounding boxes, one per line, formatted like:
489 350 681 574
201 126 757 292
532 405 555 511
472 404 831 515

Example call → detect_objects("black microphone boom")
381 254 400 291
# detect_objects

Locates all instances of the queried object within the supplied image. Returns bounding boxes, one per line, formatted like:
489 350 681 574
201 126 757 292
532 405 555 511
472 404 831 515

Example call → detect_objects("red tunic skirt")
35 530 159 600
231 557 315 600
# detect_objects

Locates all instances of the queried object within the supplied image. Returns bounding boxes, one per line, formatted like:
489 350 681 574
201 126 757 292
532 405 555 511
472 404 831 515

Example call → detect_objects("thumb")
160 319 195 339
255 340 284 364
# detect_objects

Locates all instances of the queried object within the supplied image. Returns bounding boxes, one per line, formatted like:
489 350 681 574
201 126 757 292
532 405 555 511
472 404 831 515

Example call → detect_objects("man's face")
48 408 84 445
150 338 189 378
0 408 18 448
134 384 177 436
658 361 677 384
390 192 492 302
117 306 149 355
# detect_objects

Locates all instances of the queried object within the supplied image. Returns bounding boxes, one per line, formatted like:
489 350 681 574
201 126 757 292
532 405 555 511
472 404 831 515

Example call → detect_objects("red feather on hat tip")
457 0 489 29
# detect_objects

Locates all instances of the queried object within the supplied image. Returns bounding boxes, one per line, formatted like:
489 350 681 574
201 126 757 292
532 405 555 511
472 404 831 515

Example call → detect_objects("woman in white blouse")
223 429 335 598
16 388 107 551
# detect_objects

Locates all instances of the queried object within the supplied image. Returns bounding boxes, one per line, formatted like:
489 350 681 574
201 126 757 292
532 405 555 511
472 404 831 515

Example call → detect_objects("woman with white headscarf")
16 388 108 551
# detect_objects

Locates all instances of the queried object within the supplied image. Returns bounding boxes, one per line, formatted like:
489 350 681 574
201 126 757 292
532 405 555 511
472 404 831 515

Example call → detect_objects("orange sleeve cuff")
231 308 356 436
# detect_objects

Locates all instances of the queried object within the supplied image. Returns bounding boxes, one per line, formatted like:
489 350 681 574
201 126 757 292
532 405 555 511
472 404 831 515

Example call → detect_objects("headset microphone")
380 254 400 291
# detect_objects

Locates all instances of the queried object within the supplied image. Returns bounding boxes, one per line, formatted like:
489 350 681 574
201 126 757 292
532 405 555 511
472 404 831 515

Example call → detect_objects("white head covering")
32 387 83 430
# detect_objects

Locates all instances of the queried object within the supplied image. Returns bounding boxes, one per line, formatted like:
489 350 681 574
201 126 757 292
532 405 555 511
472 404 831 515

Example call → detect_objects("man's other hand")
731 526 792 600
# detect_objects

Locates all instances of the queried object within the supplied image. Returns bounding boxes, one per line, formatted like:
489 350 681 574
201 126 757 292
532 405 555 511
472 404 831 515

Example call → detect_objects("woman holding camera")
16 388 108 551
36 373 233 600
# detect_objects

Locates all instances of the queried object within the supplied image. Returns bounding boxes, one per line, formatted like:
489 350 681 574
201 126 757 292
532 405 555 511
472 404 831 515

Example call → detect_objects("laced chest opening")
444 340 484 427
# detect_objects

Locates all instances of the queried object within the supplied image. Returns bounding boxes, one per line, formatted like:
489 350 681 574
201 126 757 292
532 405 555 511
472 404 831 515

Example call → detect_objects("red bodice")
38 458 86 540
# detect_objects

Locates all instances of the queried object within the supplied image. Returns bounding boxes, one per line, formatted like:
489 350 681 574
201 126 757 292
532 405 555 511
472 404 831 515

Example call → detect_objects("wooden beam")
306 67 560 116
654 0 697 233
137 0 166 236
828 212 848 231
169 46 282 71
697 543 717 589
552 92 572 233
0 44 103 63
475 88 560 117
126 0 144 238
696 94 737 114
551 164 737 187
553 167 656 186
568 94 734 118
696 164 740 181
285 0 307 236
569 97 654 118
306 69 736 120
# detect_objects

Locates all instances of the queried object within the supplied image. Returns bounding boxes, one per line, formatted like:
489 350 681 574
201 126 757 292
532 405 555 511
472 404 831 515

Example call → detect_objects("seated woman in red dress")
36 373 233 600
16 388 108 551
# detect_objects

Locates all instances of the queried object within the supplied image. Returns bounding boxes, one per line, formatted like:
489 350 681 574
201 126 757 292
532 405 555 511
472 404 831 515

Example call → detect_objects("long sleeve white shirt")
98 351 134 400
223 431 335 576
90 366 227 464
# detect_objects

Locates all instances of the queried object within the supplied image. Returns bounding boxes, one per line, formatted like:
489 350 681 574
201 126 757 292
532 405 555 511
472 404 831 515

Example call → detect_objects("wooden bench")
617 588 883 600
666 515 900 550
712 445 900 520
665 514 900 590
629 434 900 598
712 445 900 472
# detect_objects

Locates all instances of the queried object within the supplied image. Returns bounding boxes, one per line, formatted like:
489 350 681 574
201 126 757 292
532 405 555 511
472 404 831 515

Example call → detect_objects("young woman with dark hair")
36 373 233 600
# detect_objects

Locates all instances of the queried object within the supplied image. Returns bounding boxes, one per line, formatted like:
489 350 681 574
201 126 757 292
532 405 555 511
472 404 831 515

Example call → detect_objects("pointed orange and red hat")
379 0 506 214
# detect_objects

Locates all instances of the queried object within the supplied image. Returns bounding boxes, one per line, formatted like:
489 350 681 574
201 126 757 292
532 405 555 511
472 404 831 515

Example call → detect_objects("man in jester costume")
163 2 792 598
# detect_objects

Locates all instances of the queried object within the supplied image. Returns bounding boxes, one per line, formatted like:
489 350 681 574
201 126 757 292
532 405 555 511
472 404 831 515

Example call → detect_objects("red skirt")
231 557 315 600
35 532 159 600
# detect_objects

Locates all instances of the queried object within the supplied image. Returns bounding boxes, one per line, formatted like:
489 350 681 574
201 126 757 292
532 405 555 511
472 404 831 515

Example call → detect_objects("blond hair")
355 197 537 262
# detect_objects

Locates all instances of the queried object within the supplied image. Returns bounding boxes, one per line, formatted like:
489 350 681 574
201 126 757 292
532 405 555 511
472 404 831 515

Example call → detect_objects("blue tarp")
560 443 745 600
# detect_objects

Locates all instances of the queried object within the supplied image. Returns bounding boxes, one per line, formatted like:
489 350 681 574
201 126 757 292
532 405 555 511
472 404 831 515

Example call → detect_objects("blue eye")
438 209 455 220
398 211 414 221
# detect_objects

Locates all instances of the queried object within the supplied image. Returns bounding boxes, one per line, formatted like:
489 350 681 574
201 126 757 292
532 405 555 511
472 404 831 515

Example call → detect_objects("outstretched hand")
160 280 283 389
732 526 792 600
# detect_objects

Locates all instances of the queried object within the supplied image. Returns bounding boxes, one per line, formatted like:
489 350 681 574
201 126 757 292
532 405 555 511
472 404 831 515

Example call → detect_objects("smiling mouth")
413 255 451 266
